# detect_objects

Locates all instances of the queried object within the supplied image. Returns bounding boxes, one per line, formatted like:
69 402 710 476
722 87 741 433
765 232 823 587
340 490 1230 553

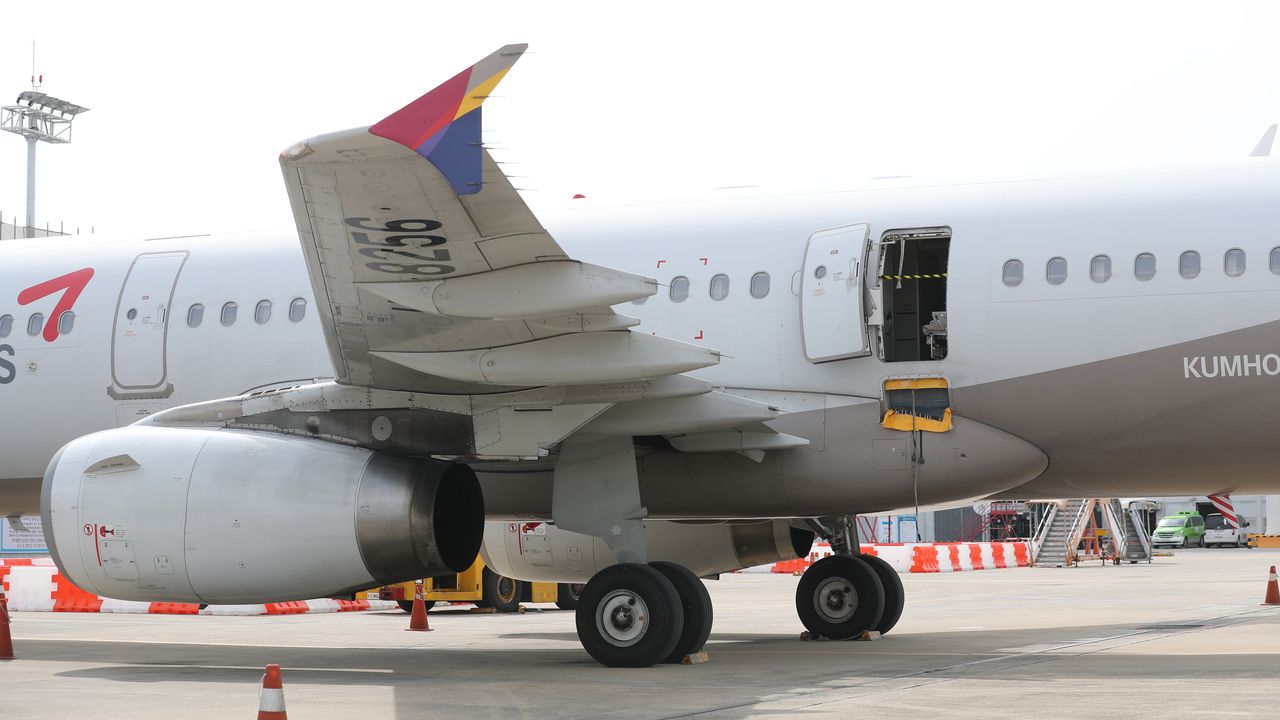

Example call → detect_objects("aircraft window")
1090 255 1111 283
0 314 10 338
187 304 204 328
1045 257 1067 285
750 271 770 298
221 302 238 327
709 273 730 301
1002 259 1023 287
58 311 75 336
289 298 307 322
1271 247 1280 274
255 300 273 325
27 313 43 336
126 308 138 321
669 276 690 303
1224 248 1246 277
814 265 827 279
1179 251 1200 279
1134 253 1156 281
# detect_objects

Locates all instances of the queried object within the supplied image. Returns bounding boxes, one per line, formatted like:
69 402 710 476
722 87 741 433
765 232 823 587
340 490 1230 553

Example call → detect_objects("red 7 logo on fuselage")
18 268 94 343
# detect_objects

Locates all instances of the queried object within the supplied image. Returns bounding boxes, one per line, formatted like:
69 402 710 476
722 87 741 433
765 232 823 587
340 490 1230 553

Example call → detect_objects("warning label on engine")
1 515 47 552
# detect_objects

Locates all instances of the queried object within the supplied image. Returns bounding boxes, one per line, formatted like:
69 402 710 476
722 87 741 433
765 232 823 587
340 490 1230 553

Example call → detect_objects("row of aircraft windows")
0 311 75 338
186 298 308 328
1002 247 1280 286
0 298 307 339
634 272 773 304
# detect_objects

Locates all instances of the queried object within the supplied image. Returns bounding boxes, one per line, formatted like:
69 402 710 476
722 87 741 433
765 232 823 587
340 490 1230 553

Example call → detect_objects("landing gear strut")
797 514 905 638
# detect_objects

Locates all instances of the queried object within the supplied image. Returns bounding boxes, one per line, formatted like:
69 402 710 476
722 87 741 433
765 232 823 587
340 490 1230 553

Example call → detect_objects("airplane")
4 43 1280 667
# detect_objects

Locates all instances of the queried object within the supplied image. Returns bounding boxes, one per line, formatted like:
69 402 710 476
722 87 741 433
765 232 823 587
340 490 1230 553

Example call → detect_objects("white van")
1203 513 1250 548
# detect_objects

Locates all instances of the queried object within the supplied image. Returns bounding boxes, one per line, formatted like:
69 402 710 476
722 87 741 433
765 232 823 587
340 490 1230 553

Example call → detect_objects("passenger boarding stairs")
1030 498 1151 567
1108 498 1152 563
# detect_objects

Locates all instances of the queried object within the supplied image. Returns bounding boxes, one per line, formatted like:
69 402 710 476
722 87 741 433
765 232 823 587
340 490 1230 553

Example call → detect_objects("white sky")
2 1 1280 237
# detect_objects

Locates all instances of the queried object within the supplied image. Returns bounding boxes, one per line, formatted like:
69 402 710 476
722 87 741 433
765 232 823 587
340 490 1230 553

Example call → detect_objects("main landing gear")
795 513 906 640
795 553 904 639
575 562 713 667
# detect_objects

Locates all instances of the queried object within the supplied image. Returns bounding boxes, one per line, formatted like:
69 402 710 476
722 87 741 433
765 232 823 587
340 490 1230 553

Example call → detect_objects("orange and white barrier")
771 541 1032 574
0 558 397 614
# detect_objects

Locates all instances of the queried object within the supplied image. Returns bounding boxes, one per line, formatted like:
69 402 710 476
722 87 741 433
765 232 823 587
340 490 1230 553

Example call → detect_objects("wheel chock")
800 630 881 642
680 651 710 665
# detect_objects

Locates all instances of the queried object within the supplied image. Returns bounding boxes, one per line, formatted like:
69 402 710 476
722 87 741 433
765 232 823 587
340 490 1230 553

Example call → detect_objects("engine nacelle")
41 427 483 604
482 519 813 582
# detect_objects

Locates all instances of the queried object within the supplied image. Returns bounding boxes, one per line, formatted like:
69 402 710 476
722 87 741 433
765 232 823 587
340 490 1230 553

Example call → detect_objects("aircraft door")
109 251 189 399
800 223 870 362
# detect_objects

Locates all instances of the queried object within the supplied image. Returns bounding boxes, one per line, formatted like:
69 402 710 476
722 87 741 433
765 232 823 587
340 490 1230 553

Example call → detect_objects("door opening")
876 228 950 362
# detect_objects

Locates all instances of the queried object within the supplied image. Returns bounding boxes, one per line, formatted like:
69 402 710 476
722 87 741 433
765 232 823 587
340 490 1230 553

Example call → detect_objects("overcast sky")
2 1 1279 238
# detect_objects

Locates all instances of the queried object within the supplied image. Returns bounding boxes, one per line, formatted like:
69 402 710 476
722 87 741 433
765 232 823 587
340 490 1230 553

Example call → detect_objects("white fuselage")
5 162 1280 509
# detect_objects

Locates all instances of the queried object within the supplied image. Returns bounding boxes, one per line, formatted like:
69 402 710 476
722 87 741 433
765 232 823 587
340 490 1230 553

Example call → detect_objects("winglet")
1251 124 1277 158
370 44 527 195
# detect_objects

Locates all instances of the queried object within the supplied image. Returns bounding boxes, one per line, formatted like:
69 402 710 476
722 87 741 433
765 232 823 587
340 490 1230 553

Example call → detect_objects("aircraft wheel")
576 563 684 667
858 553 904 634
796 555 885 640
650 561 714 663
555 583 586 610
478 568 524 613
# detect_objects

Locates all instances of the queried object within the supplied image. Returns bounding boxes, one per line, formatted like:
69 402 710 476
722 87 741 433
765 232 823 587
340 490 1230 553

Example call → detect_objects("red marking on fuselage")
699 257 708 265
656 260 666 269
18 267 95 343
694 330 704 340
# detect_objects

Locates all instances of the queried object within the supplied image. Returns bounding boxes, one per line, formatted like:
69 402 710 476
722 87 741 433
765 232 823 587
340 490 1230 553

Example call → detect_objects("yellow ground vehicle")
377 555 583 613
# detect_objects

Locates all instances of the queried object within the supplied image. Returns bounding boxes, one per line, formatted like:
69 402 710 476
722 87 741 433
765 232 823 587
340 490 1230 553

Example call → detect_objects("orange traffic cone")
256 664 287 719
1264 566 1280 606
406 581 432 632
0 589 14 660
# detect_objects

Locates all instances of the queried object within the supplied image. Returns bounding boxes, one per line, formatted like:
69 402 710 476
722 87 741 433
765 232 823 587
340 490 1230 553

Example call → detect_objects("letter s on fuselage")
0 344 14 385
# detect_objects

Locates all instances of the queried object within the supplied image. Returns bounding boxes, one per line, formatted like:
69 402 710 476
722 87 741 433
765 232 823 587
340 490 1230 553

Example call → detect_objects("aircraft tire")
858 553 905 634
575 563 684 668
556 583 586 610
650 561 714 663
796 555 885 640
477 568 524 613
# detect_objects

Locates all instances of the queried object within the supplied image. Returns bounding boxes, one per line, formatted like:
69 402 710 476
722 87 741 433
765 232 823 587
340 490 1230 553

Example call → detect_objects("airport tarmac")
4 548 1279 719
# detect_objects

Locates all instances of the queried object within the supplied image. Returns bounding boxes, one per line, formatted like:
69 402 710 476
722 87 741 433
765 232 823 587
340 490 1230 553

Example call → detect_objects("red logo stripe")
18 267 94 342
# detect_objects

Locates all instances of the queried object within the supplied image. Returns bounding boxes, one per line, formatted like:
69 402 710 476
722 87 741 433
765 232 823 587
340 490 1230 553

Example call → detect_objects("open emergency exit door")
800 223 870 362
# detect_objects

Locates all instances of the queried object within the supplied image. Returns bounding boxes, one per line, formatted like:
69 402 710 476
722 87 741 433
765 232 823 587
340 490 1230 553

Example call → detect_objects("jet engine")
482 519 814 582
41 426 483 604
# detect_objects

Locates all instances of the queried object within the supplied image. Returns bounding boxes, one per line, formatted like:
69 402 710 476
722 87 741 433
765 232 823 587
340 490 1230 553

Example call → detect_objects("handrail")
1100 499 1124 560
1128 504 1153 561
1030 502 1059 563
1063 498 1095 566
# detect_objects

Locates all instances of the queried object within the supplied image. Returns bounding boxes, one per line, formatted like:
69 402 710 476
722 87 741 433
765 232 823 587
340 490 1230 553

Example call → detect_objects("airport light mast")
1 74 88 238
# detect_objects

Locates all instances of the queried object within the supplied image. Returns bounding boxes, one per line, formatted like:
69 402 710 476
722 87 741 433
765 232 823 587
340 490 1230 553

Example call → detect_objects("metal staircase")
1031 498 1087 567
1106 498 1152 563
1031 498 1153 567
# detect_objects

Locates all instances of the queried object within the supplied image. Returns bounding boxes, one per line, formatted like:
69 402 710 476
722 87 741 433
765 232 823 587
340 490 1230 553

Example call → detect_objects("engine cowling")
482 519 813 582
41 426 483 604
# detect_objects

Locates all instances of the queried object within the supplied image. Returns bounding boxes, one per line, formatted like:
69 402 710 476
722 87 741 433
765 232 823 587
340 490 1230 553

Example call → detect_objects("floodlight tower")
1 78 88 238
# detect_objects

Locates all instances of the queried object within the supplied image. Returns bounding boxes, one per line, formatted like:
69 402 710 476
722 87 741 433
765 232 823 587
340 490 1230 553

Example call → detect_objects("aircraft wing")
280 44 719 394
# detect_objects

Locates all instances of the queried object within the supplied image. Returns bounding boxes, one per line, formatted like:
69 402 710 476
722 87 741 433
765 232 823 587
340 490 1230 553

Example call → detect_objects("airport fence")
0 211 74 239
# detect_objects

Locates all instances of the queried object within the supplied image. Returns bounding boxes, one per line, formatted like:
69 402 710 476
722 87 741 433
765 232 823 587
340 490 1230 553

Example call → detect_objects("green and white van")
1151 511 1206 548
